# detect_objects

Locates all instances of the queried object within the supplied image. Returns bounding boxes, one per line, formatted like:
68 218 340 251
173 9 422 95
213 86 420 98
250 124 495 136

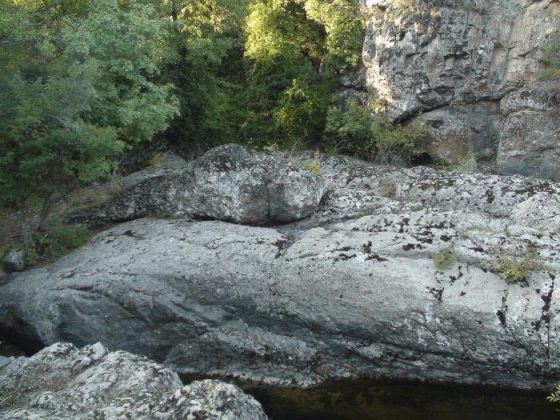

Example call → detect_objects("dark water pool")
240 378 559 420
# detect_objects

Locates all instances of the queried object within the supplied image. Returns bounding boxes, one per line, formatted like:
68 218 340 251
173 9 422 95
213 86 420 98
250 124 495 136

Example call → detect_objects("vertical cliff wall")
362 0 559 178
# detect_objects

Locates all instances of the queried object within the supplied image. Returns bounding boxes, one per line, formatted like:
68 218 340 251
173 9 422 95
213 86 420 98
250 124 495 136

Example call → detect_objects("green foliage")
274 77 329 140
1 0 433 223
433 247 455 271
1 207 94 267
63 0 179 144
324 101 427 163
371 119 427 165
243 0 366 147
324 101 375 157
0 0 178 209
290 159 322 175
305 0 365 68
162 0 249 153
302 161 322 176
25 220 93 265
495 247 542 283
547 385 560 404
539 31 560 81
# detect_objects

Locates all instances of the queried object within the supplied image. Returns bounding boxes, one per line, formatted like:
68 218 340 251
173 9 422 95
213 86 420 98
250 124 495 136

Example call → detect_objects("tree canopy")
0 0 178 208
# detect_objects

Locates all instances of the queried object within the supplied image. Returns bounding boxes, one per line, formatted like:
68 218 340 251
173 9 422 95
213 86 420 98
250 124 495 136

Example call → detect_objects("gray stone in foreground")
0 342 267 419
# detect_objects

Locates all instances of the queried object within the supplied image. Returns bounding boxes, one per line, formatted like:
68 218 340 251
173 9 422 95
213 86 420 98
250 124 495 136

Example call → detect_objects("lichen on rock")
362 0 560 178
0 342 267 419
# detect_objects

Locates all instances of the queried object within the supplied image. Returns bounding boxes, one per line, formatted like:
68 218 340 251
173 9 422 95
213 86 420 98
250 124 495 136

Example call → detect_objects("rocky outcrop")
1 156 559 390
0 342 267 419
362 0 560 178
72 144 324 226
498 81 560 180
3 249 25 273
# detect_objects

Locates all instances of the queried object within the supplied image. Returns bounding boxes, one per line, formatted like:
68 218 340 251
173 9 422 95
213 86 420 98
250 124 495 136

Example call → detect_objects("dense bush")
324 101 427 163
25 221 93 265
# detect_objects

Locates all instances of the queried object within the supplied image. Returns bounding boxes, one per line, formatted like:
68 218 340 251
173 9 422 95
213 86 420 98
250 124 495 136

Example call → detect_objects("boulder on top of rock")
3 249 25 273
0 342 267 420
71 144 324 226
188 144 324 225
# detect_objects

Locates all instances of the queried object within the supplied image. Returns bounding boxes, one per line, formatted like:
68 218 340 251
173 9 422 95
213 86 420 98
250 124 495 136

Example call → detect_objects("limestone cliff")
362 0 559 179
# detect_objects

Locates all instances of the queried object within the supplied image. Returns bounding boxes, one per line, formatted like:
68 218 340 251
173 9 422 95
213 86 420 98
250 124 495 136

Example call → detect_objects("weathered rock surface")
498 81 560 180
0 342 267 419
362 0 560 177
1 156 559 390
3 248 25 273
72 144 324 226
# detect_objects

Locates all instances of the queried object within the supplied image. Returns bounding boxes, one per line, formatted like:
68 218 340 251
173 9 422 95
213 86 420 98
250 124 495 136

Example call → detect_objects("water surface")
241 377 559 420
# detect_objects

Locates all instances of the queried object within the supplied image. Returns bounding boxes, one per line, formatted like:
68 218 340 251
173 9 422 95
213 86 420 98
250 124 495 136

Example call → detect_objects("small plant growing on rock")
495 246 542 283
433 246 455 271
378 179 398 198
291 159 322 176
302 162 322 176
548 384 560 404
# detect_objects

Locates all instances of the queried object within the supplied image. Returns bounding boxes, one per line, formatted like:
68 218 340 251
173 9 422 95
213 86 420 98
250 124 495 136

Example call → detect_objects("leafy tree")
243 0 365 148
0 0 178 214
161 0 249 155
305 0 365 68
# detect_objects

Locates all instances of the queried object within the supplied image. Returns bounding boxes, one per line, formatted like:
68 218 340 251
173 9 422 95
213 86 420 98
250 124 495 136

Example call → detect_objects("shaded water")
240 378 559 420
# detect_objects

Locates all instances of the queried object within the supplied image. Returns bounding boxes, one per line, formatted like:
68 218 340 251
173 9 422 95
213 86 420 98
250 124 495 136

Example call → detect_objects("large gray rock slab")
72 144 324 227
362 0 560 178
2 159 559 390
0 342 267 419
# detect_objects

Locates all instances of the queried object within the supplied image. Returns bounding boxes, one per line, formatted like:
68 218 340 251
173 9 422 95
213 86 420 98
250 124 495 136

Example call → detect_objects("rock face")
3 249 25 273
498 81 560 180
1 156 559 390
72 144 324 226
0 342 267 419
362 0 560 178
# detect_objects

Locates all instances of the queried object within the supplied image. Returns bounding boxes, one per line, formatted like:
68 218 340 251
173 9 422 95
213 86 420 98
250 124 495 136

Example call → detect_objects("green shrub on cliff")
540 31 560 80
